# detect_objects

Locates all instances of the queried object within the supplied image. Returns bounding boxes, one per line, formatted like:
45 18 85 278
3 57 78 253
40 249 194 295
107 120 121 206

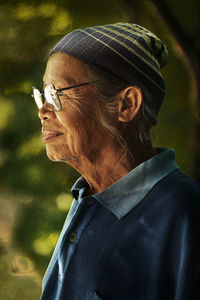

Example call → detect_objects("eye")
57 91 65 96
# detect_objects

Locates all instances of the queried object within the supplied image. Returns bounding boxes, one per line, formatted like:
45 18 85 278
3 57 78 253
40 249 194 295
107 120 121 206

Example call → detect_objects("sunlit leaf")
17 133 44 158
33 232 60 256
13 4 36 21
0 97 15 130
56 192 73 211
49 10 72 35
37 3 57 18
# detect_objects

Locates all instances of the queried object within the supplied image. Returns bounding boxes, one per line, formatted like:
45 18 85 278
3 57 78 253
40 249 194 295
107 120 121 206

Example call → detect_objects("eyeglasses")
32 80 98 111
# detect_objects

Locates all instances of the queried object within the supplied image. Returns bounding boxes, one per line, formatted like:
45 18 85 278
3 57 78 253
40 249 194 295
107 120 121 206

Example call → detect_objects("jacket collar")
71 149 178 219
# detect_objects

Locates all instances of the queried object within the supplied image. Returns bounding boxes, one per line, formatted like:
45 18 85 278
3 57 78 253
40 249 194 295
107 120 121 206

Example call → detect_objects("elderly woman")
32 23 200 300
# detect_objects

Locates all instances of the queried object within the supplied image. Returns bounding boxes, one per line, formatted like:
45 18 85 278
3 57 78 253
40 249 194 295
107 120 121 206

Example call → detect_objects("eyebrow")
42 75 78 89
64 75 78 86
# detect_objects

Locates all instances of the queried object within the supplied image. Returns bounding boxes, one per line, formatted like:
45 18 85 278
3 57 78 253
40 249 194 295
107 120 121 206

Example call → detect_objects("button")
69 232 77 242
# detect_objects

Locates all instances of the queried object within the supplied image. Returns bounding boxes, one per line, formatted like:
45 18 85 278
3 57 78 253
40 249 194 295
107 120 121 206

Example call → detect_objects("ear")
118 86 142 122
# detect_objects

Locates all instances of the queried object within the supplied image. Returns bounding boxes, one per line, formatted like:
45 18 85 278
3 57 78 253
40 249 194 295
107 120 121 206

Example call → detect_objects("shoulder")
144 170 200 229
152 169 200 201
127 169 200 231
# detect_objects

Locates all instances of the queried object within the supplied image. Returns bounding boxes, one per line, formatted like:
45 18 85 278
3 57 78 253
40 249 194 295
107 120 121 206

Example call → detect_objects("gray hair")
88 65 157 149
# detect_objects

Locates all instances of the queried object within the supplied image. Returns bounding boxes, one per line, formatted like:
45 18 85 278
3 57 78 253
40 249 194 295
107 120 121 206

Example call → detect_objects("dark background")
0 0 199 298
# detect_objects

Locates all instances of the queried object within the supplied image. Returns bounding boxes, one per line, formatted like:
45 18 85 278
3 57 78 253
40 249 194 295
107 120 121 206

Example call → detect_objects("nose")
38 102 56 121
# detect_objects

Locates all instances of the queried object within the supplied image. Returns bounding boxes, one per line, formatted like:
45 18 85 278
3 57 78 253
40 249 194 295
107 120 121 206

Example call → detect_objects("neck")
66 141 157 195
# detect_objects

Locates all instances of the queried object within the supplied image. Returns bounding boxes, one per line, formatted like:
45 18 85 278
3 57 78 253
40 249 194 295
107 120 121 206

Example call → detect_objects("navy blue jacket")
41 169 200 300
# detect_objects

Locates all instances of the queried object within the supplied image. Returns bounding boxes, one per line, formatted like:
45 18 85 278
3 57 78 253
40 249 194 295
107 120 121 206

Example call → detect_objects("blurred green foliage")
0 0 199 299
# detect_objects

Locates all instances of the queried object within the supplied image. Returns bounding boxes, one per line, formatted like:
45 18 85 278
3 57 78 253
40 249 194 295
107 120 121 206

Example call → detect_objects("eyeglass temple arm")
56 80 99 93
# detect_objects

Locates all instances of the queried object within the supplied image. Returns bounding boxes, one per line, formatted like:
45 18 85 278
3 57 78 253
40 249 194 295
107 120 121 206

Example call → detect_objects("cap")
50 22 168 118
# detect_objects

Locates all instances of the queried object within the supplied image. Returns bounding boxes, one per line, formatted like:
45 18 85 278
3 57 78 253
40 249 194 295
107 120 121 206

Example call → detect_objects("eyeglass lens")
32 84 61 111
32 88 43 109
43 84 61 111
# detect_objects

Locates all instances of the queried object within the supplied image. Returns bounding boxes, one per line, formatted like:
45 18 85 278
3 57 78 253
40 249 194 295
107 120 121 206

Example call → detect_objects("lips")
42 128 64 142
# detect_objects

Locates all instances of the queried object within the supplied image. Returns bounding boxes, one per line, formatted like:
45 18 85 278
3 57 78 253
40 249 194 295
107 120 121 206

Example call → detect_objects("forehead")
43 52 91 86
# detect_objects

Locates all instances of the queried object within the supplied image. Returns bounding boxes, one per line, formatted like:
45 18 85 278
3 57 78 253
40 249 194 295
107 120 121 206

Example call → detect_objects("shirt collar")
71 148 179 219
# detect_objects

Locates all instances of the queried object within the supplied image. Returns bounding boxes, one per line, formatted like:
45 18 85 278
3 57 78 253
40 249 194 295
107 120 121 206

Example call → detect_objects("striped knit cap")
50 22 168 119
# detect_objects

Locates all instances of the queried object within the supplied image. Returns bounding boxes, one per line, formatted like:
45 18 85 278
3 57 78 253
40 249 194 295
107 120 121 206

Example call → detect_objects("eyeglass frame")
32 80 99 111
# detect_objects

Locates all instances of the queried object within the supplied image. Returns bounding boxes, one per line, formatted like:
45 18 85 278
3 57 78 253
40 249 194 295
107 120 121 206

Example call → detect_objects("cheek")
56 110 95 154
55 102 106 156
56 110 74 129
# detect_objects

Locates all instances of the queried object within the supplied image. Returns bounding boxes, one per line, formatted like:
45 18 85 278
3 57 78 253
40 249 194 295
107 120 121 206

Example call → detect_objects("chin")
46 144 78 163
